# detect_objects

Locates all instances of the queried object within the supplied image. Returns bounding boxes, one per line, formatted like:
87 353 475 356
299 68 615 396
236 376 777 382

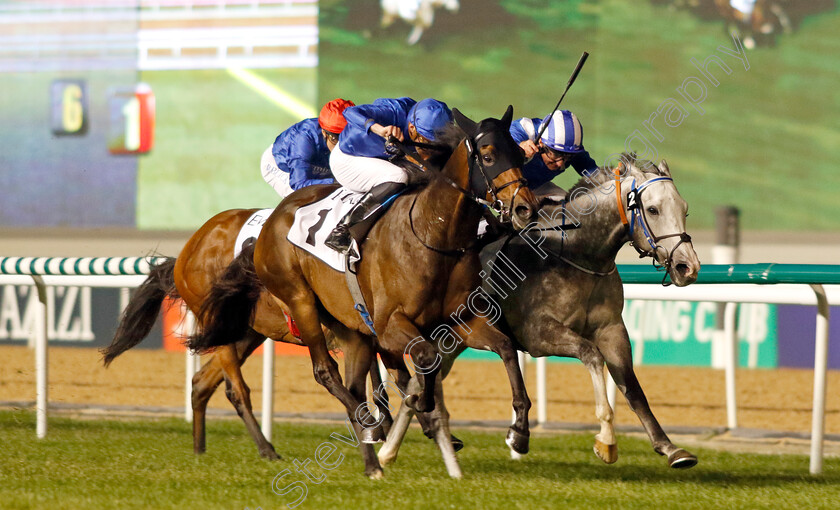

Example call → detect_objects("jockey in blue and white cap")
509 110 599 199
326 97 454 253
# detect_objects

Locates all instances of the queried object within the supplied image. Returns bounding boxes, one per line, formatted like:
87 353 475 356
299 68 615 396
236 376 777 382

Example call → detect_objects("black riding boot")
324 181 407 254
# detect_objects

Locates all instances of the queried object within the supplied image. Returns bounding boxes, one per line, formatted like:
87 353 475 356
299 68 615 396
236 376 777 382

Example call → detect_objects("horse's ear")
452 108 478 136
500 105 514 128
658 159 671 177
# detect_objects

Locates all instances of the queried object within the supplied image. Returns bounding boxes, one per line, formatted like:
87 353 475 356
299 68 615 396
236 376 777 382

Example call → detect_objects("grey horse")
377 153 701 474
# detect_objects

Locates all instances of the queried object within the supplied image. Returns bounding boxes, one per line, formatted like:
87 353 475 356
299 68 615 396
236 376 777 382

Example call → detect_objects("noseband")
614 167 693 285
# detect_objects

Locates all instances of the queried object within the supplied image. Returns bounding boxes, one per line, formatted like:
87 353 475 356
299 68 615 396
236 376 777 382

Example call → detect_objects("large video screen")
318 0 840 231
1 1 838 232
0 0 317 229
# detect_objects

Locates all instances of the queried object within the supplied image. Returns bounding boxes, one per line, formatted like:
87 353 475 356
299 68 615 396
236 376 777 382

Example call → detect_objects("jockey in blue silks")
260 98 355 198
509 110 599 201
325 97 453 253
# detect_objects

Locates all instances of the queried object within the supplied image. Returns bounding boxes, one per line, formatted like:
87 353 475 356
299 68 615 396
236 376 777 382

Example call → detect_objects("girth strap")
345 254 376 336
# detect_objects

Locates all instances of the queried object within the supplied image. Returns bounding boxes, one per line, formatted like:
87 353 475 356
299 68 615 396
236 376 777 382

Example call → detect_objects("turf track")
3 410 840 509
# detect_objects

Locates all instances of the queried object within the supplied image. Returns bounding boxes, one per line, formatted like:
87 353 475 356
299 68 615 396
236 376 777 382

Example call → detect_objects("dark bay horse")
378 154 701 470
189 107 540 478
100 208 396 477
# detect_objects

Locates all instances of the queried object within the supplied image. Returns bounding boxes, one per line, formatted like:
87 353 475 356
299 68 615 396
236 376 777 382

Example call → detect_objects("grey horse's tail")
101 257 178 367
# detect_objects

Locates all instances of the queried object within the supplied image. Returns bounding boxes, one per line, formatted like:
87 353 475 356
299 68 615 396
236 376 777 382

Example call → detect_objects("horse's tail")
101 257 178 367
187 242 261 352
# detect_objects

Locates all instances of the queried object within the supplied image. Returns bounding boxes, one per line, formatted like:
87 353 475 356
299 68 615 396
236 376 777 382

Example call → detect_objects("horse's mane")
411 123 466 170
434 123 468 150
566 152 663 196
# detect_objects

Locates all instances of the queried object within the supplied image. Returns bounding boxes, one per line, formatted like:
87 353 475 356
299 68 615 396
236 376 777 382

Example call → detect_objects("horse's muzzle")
670 259 700 287
511 187 538 230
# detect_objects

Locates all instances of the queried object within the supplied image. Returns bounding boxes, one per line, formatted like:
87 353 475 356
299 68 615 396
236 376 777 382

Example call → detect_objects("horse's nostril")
676 263 690 277
515 205 532 219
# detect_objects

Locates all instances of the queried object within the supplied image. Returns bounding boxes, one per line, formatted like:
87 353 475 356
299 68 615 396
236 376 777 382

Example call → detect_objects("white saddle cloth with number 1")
287 188 365 272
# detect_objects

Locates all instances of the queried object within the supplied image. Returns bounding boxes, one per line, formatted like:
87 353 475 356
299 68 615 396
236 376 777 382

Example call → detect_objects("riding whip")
535 51 590 143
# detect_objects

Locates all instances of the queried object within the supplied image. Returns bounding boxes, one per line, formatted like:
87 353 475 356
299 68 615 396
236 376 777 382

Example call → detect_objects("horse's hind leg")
218 330 281 460
367 356 393 435
292 295 385 444
191 334 264 455
596 323 697 469
191 354 223 455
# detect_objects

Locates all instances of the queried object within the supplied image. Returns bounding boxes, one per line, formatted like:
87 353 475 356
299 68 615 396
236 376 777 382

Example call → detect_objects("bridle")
390 131 528 223
613 166 693 285
463 133 529 224
388 131 529 255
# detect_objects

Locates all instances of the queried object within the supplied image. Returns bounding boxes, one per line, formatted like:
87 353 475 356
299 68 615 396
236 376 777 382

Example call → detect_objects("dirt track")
2 345 840 436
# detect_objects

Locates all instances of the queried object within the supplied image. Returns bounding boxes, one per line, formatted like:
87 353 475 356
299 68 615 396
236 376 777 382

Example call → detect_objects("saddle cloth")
234 208 274 258
287 188 365 272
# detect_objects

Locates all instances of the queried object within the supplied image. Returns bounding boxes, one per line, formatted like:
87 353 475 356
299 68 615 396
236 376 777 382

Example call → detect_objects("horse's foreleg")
595 323 697 469
428 355 461 478
406 25 425 45
218 334 281 460
381 313 441 415
463 318 530 455
519 317 620 462
342 337 385 479
413 352 464 450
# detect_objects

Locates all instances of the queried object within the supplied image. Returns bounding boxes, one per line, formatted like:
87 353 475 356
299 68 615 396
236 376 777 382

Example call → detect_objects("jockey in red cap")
260 98 355 198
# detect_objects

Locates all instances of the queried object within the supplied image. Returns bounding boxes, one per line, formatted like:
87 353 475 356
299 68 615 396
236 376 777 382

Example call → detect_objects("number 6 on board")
50 79 89 136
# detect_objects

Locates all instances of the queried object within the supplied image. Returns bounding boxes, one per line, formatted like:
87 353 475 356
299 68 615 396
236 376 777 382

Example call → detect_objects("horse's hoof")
505 428 529 455
451 434 464 453
593 439 618 464
367 468 385 480
405 394 433 414
377 451 397 467
260 448 281 461
668 449 698 469
360 425 386 444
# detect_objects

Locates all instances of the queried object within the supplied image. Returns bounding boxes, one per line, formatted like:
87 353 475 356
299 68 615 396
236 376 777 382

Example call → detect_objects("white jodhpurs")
260 145 294 198
329 142 408 193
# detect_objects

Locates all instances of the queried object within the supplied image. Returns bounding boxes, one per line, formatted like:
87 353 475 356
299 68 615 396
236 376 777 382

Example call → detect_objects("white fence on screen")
0 0 317 72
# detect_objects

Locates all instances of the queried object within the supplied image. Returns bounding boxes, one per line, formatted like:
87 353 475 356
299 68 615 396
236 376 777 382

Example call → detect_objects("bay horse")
100 209 401 477
189 107 540 478
378 154 701 470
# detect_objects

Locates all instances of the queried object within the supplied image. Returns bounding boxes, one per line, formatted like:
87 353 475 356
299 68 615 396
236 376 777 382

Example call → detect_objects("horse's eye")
647 206 659 215
482 154 494 164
